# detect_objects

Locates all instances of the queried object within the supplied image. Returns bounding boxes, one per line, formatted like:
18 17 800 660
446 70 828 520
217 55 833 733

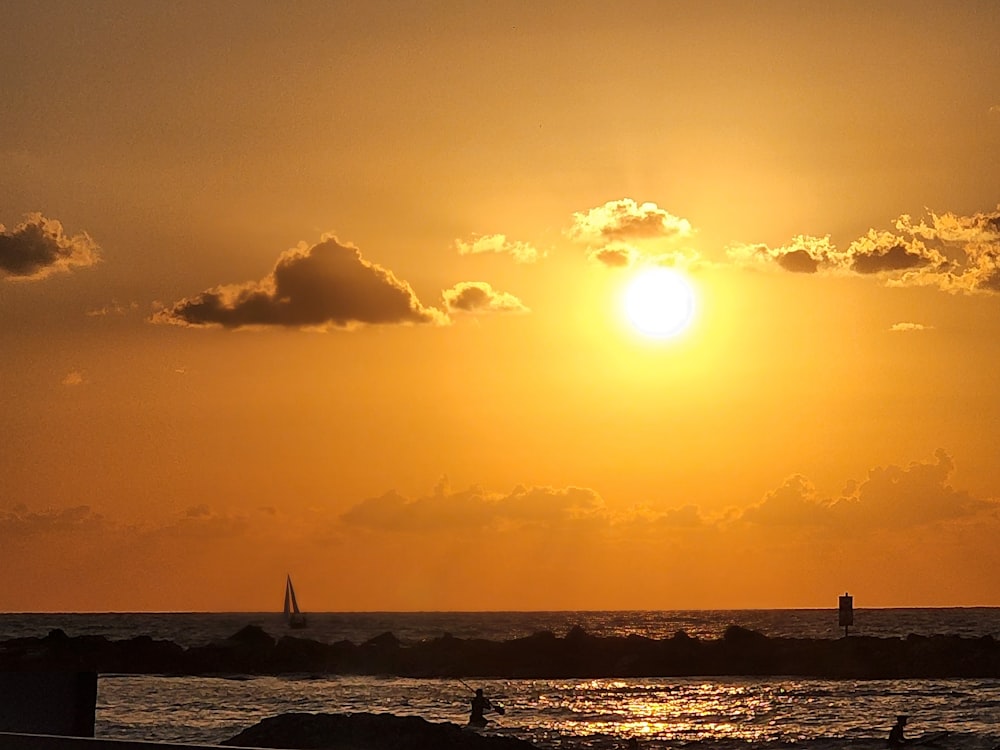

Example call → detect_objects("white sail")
284 574 307 628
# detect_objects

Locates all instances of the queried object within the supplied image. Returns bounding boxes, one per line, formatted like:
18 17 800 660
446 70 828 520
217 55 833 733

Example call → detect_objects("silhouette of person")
887 715 907 748
469 688 493 727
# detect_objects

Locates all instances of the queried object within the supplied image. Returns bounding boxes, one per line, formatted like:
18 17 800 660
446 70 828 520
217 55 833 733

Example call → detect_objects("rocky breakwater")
2 624 1000 678
222 712 538 750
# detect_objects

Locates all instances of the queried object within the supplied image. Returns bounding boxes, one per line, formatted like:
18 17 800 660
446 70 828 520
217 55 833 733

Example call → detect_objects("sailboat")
283 574 308 629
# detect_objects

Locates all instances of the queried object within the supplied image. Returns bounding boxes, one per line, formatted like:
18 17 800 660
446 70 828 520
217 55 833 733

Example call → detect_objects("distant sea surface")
6 607 1000 646
3 609 1000 750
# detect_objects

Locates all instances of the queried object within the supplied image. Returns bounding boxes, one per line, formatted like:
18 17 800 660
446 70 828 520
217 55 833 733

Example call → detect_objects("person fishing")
467 686 504 727
887 715 907 748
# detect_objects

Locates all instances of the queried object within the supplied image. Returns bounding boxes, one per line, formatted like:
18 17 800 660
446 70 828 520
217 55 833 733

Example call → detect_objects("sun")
622 267 696 339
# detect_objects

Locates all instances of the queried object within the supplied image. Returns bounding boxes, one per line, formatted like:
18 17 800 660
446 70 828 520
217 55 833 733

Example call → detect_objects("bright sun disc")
623 268 696 338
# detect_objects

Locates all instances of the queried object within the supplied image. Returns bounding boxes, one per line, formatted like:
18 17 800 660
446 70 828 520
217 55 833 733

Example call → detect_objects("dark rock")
4 622 1000 678
104 634 183 673
565 625 589 641
273 636 335 672
221 712 539 750
362 632 401 650
722 625 768 645
228 624 276 650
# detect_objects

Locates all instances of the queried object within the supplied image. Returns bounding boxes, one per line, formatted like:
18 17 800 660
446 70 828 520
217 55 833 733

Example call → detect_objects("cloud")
649 249 706 270
0 213 100 281
570 199 701 273
62 371 85 386
341 483 608 532
0 502 266 552
737 450 997 531
153 235 445 329
152 504 250 539
647 504 708 528
727 232 946 277
443 281 529 314
840 229 945 275
727 236 833 274
737 475 834 527
0 504 105 536
455 234 543 263
727 208 1000 295
890 322 932 332
776 249 820 273
339 450 998 541
588 243 638 268
87 300 138 317
889 208 1000 293
568 199 692 243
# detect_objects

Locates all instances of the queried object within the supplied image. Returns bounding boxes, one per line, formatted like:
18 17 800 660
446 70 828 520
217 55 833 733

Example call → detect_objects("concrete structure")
0 735 256 750
0 673 97 737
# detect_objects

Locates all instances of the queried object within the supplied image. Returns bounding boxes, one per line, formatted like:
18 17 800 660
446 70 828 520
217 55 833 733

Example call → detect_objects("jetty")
3 623 999 679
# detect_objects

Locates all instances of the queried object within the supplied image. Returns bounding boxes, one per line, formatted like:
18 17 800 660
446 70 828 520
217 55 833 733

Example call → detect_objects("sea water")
3 610 1000 749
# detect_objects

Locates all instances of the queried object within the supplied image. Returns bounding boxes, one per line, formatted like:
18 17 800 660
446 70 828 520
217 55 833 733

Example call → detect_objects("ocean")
3 609 1000 750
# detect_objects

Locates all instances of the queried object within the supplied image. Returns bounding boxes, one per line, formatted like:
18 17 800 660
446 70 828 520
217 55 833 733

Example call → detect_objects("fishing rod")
458 679 507 715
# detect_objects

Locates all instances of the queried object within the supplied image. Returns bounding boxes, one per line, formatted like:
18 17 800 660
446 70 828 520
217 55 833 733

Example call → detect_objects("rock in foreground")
222 712 538 750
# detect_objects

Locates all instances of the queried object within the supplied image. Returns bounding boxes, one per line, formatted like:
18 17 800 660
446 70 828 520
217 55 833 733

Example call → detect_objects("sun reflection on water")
537 679 797 744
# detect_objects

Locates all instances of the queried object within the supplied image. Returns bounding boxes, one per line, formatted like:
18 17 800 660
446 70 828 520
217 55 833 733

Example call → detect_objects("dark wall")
0 672 97 737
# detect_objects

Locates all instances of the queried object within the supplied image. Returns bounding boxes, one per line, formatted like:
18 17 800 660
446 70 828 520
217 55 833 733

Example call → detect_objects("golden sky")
3 1 1000 612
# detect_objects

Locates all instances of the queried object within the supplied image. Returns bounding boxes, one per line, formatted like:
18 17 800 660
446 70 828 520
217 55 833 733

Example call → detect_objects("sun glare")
623 268 696 339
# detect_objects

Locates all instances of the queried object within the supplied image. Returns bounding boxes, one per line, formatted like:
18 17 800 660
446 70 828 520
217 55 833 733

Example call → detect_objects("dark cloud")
891 208 1000 293
341 484 607 532
776 249 820 274
726 209 1000 294
153 235 445 329
443 281 529 314
844 230 941 274
726 235 834 274
726 230 948 276
0 213 100 281
974 270 1000 292
728 230 945 277
851 244 923 274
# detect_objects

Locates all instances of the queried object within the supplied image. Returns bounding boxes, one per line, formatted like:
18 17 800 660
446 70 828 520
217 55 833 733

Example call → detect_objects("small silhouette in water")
625 739 640 750
887 715 907 748
468 687 503 727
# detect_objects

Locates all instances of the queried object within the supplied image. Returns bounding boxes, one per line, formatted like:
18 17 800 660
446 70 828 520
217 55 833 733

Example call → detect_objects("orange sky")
2 1 1000 612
